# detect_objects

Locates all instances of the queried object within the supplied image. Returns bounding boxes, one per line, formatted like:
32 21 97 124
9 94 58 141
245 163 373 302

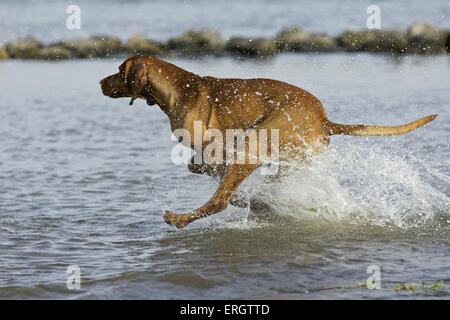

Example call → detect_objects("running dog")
100 55 437 228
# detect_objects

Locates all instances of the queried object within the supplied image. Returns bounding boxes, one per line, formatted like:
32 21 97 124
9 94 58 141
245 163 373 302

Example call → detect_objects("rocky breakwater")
1 23 448 60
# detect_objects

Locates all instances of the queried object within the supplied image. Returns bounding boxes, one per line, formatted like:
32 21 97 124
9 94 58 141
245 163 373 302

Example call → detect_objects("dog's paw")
164 211 190 229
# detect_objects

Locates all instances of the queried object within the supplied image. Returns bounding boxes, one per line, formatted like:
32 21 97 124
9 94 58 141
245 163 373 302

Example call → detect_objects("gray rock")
167 31 224 56
0 46 8 59
5 38 42 58
338 30 408 53
446 31 450 53
35 45 73 60
337 31 377 52
406 22 447 54
368 31 408 53
225 37 279 57
59 36 124 58
124 34 164 56
277 27 338 52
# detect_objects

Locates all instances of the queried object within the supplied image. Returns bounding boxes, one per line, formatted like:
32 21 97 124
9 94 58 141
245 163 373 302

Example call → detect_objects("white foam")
240 140 449 229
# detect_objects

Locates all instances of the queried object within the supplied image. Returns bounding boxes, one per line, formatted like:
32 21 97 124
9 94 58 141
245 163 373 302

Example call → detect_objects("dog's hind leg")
164 164 259 228
229 191 250 208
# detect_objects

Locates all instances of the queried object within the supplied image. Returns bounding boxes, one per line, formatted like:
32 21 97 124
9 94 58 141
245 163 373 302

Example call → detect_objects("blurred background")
1 0 449 43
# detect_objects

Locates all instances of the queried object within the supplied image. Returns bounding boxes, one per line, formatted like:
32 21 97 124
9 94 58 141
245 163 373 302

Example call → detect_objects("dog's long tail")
326 115 437 136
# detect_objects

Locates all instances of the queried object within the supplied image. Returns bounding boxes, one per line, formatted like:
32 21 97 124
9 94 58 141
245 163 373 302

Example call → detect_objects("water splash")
242 140 449 229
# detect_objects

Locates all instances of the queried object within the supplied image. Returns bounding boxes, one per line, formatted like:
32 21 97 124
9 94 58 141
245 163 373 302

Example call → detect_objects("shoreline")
1 22 449 60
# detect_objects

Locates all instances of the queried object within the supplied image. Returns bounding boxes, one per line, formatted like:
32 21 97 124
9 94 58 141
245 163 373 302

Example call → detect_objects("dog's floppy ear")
123 59 148 105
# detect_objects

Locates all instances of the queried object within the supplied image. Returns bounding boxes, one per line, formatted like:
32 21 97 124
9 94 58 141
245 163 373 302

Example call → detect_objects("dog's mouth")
101 84 130 99
100 76 130 99
100 83 122 98
109 90 126 98
100 77 156 106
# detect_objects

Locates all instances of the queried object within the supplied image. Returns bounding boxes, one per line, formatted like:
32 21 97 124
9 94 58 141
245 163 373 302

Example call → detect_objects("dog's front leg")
164 164 258 229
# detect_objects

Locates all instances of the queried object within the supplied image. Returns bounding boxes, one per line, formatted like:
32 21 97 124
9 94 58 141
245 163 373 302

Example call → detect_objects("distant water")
1 0 450 43
0 53 449 299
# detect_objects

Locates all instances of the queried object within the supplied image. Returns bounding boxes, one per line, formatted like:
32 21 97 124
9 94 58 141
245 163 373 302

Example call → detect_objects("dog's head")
100 56 156 106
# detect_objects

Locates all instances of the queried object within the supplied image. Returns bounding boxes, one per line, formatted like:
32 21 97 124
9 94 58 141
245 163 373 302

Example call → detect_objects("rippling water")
0 54 449 299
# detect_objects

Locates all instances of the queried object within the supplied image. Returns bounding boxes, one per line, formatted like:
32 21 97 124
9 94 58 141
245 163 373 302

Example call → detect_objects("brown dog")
100 55 437 228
